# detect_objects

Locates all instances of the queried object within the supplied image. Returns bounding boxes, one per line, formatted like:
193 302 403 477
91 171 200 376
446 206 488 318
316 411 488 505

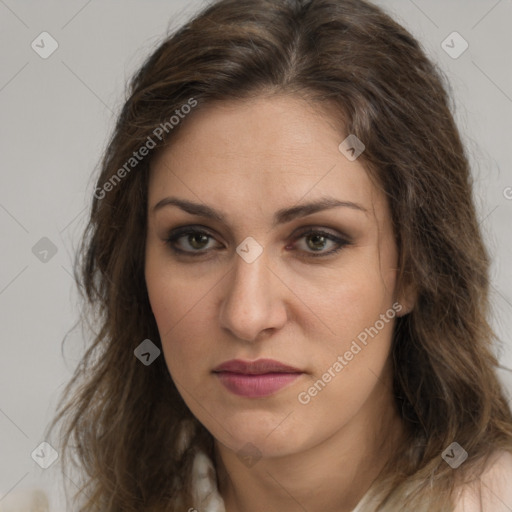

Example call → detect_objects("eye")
289 228 351 258
164 226 351 258
165 226 220 256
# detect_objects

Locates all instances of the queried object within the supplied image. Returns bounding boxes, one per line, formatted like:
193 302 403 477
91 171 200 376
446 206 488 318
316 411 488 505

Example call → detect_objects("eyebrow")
152 196 368 227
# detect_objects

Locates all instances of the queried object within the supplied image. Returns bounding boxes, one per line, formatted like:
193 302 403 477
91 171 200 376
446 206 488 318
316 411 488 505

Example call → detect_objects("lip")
213 358 303 374
212 359 304 398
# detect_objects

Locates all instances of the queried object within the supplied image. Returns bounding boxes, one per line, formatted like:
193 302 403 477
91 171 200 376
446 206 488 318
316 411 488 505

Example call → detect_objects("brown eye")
292 229 351 258
306 233 330 251
187 233 210 250
165 227 219 256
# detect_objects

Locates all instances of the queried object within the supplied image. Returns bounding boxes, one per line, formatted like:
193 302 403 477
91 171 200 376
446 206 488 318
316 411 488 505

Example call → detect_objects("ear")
395 278 417 317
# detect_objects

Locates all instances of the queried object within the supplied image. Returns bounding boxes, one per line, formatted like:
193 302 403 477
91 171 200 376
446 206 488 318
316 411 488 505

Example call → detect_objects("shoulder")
453 450 512 512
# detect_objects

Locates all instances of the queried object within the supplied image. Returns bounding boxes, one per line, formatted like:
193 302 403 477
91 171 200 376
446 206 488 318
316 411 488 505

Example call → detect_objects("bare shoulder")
453 450 512 512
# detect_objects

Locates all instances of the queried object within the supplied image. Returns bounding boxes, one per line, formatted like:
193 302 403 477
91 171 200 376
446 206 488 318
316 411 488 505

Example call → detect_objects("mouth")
212 359 304 398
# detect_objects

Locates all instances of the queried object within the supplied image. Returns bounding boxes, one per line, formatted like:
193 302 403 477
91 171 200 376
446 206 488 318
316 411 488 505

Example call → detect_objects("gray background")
1 1 511 510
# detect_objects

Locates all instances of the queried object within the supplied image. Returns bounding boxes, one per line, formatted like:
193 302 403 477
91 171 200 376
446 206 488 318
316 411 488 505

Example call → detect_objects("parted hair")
45 0 512 510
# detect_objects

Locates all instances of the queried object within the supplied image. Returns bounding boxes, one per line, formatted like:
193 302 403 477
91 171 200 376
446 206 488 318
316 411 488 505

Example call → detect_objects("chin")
212 418 306 458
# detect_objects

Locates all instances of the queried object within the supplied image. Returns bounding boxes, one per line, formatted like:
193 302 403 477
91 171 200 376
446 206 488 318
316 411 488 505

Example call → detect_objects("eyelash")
164 226 351 259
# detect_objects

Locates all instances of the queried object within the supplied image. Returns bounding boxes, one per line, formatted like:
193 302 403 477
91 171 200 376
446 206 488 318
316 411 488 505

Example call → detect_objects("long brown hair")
45 0 512 510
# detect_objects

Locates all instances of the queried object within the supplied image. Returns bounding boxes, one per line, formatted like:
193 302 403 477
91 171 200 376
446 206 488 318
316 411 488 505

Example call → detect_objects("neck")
214 365 406 512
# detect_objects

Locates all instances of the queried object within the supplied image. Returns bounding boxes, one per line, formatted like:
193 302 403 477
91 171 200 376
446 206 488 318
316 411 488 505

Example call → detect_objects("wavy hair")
45 0 512 510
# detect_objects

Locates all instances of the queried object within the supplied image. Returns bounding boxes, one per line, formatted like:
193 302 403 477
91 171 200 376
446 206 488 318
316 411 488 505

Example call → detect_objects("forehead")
148 94 384 221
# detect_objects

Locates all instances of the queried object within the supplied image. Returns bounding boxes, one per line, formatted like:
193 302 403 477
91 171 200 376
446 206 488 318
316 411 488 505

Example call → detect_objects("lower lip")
214 372 302 398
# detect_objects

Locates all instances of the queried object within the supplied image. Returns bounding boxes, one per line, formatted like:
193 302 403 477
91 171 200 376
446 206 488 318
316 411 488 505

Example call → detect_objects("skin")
145 94 414 512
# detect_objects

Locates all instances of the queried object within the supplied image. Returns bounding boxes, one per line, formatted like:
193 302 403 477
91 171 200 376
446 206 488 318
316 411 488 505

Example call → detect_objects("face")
145 94 407 458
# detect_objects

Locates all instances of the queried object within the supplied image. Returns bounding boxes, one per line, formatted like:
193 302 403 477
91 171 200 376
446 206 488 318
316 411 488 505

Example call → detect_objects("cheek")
295 288 397 437
339 279 395 339
145 255 217 377
293 256 397 346
294 253 398 402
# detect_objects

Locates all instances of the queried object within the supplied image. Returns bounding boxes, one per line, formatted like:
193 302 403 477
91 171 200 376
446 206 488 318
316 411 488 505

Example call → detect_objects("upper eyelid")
167 222 349 235
166 225 347 241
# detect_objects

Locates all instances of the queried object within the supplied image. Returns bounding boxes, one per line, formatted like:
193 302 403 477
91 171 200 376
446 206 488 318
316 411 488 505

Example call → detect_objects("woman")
44 0 512 510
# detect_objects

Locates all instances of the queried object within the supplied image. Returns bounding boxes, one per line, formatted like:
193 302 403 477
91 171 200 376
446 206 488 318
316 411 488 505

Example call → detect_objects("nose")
218 247 288 343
